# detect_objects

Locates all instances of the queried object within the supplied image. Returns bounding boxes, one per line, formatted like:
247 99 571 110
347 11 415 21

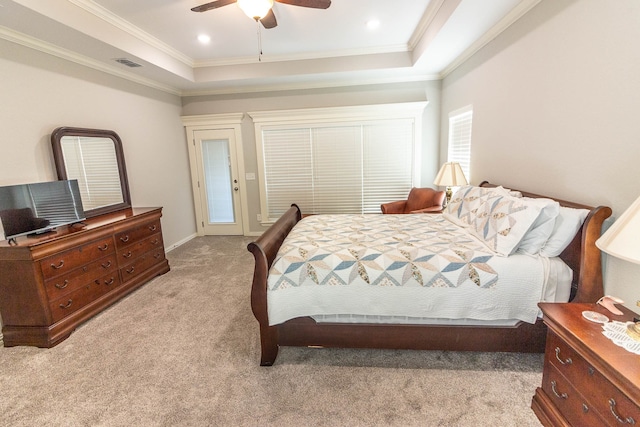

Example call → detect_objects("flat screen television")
0 180 86 242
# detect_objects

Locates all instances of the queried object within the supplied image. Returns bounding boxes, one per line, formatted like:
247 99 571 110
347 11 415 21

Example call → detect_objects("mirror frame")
51 127 131 218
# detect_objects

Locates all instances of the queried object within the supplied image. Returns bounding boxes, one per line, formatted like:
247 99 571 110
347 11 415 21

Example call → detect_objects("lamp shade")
596 195 640 264
434 162 468 187
237 0 274 19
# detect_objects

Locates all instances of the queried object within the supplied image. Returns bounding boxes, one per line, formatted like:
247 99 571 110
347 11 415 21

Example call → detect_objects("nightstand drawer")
542 363 605 427
547 331 640 426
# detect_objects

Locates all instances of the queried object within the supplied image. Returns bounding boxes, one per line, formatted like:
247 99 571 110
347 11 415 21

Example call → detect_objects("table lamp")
595 194 640 340
434 162 468 206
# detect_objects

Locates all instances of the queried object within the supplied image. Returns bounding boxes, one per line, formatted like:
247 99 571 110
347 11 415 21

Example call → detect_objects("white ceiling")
0 0 540 95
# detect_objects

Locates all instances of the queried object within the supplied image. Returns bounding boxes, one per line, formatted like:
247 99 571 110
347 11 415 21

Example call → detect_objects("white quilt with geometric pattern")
267 214 564 326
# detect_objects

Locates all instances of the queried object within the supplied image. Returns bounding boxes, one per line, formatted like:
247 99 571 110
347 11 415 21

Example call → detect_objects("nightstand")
532 303 640 426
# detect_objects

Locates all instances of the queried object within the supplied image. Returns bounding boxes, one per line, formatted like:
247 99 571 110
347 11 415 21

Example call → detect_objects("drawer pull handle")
583 403 589 413
152 239 160 245
154 253 162 259
101 261 112 269
51 260 64 270
98 244 109 251
555 347 572 365
105 277 115 285
59 299 72 309
149 224 157 231
551 381 567 400
123 251 132 258
120 235 129 243
126 266 135 274
609 398 635 424
55 280 69 289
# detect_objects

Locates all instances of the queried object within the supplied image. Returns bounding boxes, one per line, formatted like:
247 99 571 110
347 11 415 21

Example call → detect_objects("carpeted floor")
0 236 543 426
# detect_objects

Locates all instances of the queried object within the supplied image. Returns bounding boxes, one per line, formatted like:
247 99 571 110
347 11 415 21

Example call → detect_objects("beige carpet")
0 236 543 426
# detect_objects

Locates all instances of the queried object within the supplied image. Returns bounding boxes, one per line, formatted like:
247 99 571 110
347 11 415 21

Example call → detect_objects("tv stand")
0 207 170 347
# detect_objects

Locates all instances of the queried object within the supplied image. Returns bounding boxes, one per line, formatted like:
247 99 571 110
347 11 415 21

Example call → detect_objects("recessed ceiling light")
198 34 211 44
366 19 380 30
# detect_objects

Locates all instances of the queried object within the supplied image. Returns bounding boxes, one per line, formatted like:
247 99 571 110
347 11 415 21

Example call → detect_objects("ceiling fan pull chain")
257 19 263 62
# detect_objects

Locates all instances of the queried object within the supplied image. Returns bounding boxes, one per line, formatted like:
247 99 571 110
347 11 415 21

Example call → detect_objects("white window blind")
261 119 415 220
448 107 473 181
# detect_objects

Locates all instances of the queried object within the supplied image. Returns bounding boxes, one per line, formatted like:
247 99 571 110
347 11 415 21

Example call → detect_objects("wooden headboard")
479 181 612 303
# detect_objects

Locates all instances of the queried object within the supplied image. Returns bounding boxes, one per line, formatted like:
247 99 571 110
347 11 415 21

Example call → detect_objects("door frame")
182 113 249 236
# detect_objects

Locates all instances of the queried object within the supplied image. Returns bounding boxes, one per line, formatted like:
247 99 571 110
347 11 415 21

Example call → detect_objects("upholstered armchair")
380 188 445 214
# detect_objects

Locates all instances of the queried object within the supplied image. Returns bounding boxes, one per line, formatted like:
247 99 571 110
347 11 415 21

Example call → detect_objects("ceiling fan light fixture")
237 0 274 20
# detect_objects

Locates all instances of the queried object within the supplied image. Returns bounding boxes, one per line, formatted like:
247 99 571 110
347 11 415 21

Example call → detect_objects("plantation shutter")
261 119 414 220
448 108 473 181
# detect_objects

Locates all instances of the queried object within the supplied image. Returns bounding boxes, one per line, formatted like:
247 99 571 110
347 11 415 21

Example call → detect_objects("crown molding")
193 43 410 68
439 0 542 78
68 0 194 67
0 25 182 96
181 73 440 97
408 0 447 50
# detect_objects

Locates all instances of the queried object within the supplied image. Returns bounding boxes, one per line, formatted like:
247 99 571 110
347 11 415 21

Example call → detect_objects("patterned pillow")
470 193 544 256
443 186 511 227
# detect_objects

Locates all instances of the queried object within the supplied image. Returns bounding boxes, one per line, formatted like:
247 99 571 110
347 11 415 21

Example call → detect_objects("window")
251 103 426 221
447 106 473 181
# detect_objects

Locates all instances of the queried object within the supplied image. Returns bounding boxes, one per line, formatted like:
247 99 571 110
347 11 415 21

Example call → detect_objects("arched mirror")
51 127 131 218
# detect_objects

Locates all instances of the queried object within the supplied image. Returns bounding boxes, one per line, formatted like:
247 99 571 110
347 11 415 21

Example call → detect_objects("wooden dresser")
532 302 640 426
0 207 170 347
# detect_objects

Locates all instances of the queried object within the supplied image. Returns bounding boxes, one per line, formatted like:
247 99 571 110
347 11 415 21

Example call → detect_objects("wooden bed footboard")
248 204 302 365
248 185 612 366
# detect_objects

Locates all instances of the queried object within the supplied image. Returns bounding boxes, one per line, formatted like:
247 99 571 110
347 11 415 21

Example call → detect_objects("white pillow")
540 207 590 257
470 193 544 256
516 198 560 255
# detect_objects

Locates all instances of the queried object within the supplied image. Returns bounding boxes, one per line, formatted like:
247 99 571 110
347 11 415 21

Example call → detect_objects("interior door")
193 129 243 235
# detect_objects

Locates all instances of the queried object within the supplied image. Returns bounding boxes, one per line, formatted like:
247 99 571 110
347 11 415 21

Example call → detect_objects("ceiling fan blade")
191 0 237 13
260 9 278 29
275 0 331 9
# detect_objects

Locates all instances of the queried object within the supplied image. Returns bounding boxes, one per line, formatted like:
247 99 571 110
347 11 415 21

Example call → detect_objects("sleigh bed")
248 181 612 366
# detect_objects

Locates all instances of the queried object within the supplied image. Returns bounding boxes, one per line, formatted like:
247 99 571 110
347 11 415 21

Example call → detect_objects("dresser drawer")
120 248 165 282
44 253 118 300
547 331 640 426
542 362 605 427
117 233 163 263
40 236 114 280
49 272 121 322
115 219 161 249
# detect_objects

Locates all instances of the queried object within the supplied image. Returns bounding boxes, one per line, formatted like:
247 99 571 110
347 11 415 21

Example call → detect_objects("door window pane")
202 139 234 223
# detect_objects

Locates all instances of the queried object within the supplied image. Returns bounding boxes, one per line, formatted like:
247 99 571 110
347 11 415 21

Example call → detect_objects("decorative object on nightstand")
433 162 468 206
596 194 640 341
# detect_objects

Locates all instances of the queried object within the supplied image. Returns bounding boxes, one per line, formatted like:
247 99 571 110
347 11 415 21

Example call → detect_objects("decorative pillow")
470 193 544 256
443 185 511 227
516 198 560 255
540 207 590 257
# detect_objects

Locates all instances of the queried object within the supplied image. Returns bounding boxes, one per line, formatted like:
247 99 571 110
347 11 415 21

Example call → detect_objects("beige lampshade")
237 0 274 19
434 162 468 187
596 195 640 264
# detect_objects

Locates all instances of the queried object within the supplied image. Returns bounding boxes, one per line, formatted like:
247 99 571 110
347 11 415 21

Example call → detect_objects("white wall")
182 80 442 234
441 0 640 311
0 39 196 249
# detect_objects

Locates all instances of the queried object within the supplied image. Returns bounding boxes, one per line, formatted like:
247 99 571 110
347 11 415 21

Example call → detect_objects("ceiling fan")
191 0 331 29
